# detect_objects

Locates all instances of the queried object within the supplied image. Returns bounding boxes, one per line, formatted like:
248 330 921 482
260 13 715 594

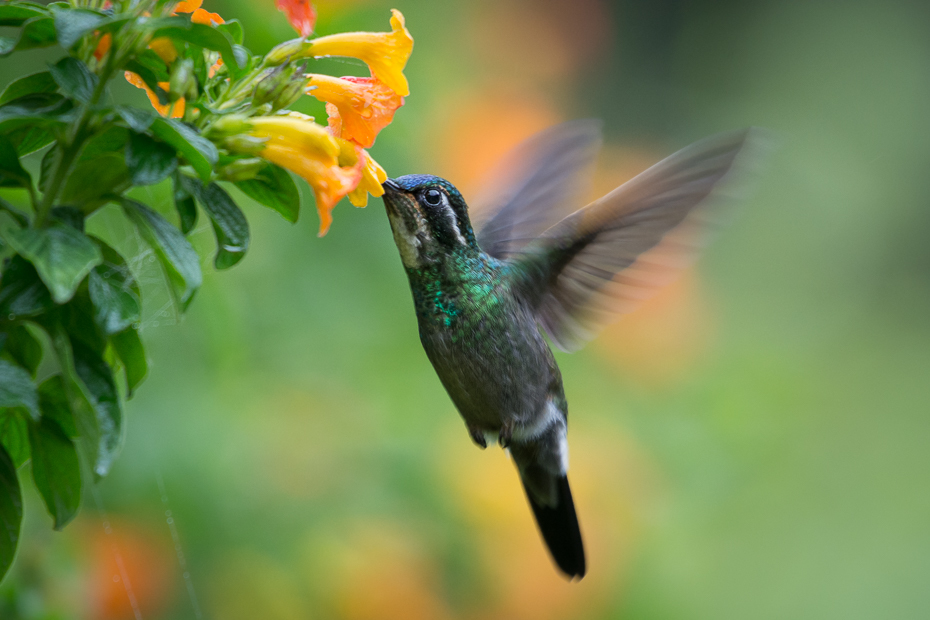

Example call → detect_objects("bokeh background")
3 0 930 618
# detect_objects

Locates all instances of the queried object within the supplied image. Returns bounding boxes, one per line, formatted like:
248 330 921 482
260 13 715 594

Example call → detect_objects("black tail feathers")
523 475 586 579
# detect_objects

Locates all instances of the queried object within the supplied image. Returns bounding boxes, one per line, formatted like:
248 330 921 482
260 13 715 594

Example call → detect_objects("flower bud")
223 134 269 155
169 59 196 103
272 78 305 111
220 157 266 182
207 114 251 137
264 38 309 66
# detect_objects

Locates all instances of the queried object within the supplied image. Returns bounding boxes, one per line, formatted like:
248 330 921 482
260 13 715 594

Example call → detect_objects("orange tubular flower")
276 0 316 37
125 72 185 118
306 74 404 148
241 116 363 235
305 9 413 97
348 149 387 207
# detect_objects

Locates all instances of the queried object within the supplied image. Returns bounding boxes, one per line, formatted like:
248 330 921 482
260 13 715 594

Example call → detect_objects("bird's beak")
382 178 402 193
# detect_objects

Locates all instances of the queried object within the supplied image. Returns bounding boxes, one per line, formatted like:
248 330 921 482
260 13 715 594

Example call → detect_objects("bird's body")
381 124 753 579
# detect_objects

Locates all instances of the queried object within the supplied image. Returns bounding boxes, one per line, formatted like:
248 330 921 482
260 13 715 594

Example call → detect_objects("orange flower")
191 7 224 25
348 149 387 207
306 75 404 148
305 9 413 96
125 72 185 118
149 37 178 63
93 33 111 61
276 0 316 38
239 115 364 235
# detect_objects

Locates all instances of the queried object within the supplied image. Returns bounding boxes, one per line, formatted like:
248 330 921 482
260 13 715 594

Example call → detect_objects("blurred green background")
3 0 930 618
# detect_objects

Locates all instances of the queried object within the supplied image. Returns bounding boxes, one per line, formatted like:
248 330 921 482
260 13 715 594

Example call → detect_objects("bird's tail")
510 443 586 579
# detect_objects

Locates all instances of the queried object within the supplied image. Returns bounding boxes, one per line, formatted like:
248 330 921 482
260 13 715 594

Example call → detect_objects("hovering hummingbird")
381 122 753 579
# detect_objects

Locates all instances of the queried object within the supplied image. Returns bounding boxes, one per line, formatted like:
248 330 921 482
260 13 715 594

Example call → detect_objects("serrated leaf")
48 57 98 105
0 16 57 56
0 71 57 106
52 6 106 50
172 174 197 234
181 177 249 269
0 255 53 319
126 132 177 186
0 133 31 189
0 444 23 584
0 359 38 420
120 198 201 309
0 411 29 468
111 328 147 397
150 118 217 183
1 324 42 376
29 416 81 529
37 375 75 437
236 163 299 223
1 223 102 304
87 241 140 335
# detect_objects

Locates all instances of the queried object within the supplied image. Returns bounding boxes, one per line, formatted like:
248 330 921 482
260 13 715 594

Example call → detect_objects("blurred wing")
473 120 602 260
518 129 758 352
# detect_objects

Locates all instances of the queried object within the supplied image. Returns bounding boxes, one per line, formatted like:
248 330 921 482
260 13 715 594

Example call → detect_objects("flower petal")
174 0 203 13
191 7 224 25
348 149 388 207
125 72 185 118
276 0 316 38
307 74 404 148
306 9 413 96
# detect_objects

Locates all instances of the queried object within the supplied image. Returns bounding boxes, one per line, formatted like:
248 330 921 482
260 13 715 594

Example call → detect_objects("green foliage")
0 0 314 583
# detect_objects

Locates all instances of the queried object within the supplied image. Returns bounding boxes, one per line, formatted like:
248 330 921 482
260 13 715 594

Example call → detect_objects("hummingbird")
381 122 752 579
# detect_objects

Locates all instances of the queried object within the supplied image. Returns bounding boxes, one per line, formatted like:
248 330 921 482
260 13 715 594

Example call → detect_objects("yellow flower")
305 9 413 96
348 149 387 207
306 74 404 148
236 115 365 235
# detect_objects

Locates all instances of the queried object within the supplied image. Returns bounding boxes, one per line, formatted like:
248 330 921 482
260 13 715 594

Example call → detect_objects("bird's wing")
472 120 602 261
514 129 757 352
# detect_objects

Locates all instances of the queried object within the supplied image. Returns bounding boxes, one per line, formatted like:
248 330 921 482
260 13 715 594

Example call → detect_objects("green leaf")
126 132 177 186
58 288 106 354
111 328 147 397
1 223 102 304
123 59 170 106
150 118 218 183
217 19 243 45
48 57 98 104
87 241 140 335
0 444 23 584
0 324 42 376
0 411 29 468
7 125 54 157
120 198 202 309
0 359 38 420
29 416 81 529
172 174 197 234
70 340 121 476
59 154 129 206
0 93 73 135
52 6 106 50
180 177 249 269
116 105 155 133
0 133 31 189
0 71 57 106
236 163 300 223
0 255 53 319
0 4 46 27
0 16 57 56
149 16 242 73
37 375 75 437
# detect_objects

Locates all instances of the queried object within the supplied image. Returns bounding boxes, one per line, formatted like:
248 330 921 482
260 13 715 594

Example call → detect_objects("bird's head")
381 175 478 268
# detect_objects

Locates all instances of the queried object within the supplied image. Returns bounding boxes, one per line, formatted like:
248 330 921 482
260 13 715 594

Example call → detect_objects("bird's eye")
423 189 443 206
